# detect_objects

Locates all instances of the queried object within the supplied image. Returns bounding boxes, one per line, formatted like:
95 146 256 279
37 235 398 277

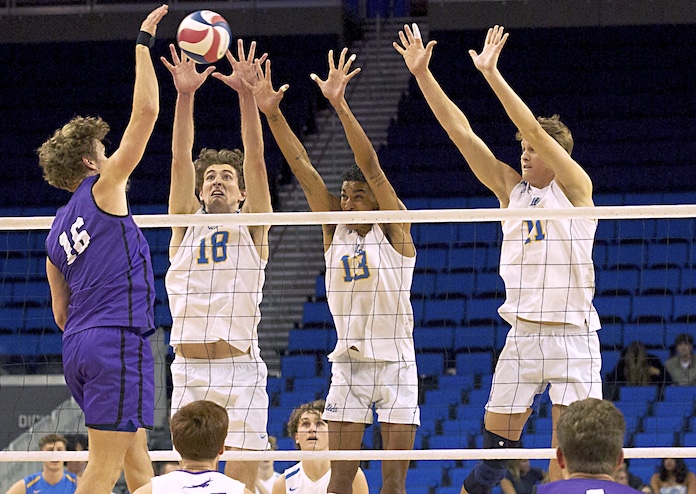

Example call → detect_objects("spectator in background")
650 459 696 494
256 436 281 494
664 333 696 386
500 459 547 494
617 460 647 491
4 434 77 494
606 341 670 401
64 433 88 479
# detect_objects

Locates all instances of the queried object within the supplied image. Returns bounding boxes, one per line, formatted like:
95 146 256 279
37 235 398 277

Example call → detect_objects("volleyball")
176 10 231 64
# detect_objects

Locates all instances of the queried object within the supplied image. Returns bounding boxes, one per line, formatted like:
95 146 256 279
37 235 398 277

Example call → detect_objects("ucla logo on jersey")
325 402 339 412
529 197 541 207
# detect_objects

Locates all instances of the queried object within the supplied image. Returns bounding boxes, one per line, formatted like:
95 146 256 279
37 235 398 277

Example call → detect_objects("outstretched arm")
252 59 338 214
213 40 272 258
470 25 593 206
394 23 519 206
161 43 216 255
311 48 414 256
251 58 340 250
98 4 168 191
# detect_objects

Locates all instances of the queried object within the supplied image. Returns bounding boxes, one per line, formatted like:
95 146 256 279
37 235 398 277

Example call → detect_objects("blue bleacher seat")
436 271 475 298
605 241 647 269
653 219 695 242
533 416 554 435
642 415 684 433
672 294 696 322
622 323 665 348
412 272 437 299
12 280 50 306
154 304 172 327
301 301 334 328
454 324 496 351
597 267 640 295
439 374 476 393
458 222 500 246
416 247 449 272
521 433 553 448
287 328 334 353
414 327 455 351
362 466 383 490
448 246 487 273
594 294 632 323
614 399 650 420
280 354 318 379
474 272 505 297
415 224 459 247
416 352 446 377
616 219 656 242
429 434 470 450
631 294 673 323
619 385 658 403
277 389 318 408
663 385 696 403
314 274 326 300
465 388 492 407
639 266 681 294
24 306 59 332
465 297 504 325
599 322 623 348
441 418 481 437
456 404 485 422
455 352 493 376
425 389 461 407
423 299 465 326
291 376 329 396
681 431 696 447
448 467 474 488
632 432 675 447
407 467 443 488
647 241 690 268
601 350 621 376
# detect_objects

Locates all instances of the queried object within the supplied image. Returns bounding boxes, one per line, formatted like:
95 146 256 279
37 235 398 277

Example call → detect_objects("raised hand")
393 23 436 77
161 44 215 95
310 48 360 108
140 3 168 36
249 59 289 115
469 25 509 76
213 39 268 94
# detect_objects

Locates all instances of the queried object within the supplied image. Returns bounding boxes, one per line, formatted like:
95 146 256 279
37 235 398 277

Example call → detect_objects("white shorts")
322 355 420 426
486 320 602 414
171 354 269 450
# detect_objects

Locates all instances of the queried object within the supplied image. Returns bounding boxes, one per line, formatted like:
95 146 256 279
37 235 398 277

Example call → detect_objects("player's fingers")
327 49 336 70
247 40 257 62
338 47 348 68
398 30 408 48
279 84 289 93
345 67 361 81
425 40 437 54
393 41 405 55
343 53 356 73
412 23 422 42
236 39 246 62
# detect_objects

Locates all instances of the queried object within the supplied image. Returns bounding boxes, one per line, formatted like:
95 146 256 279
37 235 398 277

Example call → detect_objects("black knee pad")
462 430 521 494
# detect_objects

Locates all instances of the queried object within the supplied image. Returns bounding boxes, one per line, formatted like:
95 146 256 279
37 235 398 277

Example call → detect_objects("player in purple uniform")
538 398 643 494
37 5 168 494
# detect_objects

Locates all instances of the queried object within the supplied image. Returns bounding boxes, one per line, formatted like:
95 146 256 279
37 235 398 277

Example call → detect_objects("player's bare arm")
46 257 70 331
162 43 216 255
471 25 593 206
311 48 415 257
394 23 519 205
214 40 273 257
94 4 168 215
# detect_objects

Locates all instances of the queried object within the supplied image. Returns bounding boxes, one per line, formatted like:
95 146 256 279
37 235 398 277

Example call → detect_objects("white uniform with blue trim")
283 462 330 494
167 210 269 450
488 180 602 413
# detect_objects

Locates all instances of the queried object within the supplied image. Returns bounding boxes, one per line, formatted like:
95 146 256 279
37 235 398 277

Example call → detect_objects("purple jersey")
46 175 155 337
538 478 644 494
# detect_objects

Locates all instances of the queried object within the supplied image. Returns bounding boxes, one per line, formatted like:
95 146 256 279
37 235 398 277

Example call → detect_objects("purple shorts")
63 327 155 432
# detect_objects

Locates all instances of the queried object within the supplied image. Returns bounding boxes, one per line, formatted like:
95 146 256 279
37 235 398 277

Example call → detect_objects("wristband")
136 30 154 48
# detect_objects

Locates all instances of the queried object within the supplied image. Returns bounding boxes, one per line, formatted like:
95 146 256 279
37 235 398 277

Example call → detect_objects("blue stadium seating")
287 328 335 354
416 352 446 377
455 352 494 376
280 354 318 379
301 301 334 328
453 324 497 351
414 327 455 351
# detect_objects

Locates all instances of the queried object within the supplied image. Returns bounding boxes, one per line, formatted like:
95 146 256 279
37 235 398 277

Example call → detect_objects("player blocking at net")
38 5 168 494
395 24 601 490
250 50 419 494
161 38 272 492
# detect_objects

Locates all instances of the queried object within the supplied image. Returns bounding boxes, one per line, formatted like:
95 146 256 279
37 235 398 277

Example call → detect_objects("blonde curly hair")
37 116 109 191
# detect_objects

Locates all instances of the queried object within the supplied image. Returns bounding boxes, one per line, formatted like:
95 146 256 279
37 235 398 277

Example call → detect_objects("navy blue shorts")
63 327 154 432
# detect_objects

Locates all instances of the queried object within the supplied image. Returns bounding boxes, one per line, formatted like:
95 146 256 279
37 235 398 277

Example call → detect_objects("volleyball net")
0 204 695 491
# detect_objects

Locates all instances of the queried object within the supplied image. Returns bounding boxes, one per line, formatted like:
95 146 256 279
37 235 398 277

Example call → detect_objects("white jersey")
283 462 330 494
325 224 416 362
152 470 247 494
166 210 267 356
498 180 600 330
256 471 281 494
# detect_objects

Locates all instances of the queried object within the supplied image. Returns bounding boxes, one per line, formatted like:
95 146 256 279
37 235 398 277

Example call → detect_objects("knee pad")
462 430 521 494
